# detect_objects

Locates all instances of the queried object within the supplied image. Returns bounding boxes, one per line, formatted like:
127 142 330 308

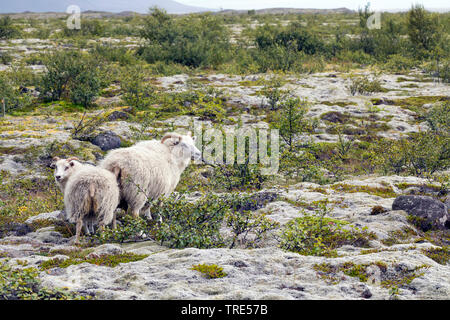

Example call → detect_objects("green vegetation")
279 201 376 257
39 252 148 270
191 264 227 279
422 246 449 265
139 8 231 68
40 50 104 107
0 261 86 299
313 261 429 291
0 16 18 40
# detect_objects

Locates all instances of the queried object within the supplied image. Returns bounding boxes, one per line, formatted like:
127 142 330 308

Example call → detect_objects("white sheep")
99 132 202 218
51 157 120 244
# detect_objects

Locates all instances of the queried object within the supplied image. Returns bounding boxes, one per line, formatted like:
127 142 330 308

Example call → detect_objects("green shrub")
407 4 442 57
383 54 417 72
225 206 279 249
120 65 156 109
40 51 104 107
259 76 288 110
0 51 13 65
0 261 85 300
426 102 450 135
279 201 375 257
152 192 277 249
348 75 387 95
0 73 33 114
63 19 105 37
153 194 229 249
0 16 18 39
93 215 155 244
139 8 231 68
271 97 309 151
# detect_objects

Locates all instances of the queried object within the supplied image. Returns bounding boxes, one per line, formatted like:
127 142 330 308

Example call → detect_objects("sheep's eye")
64 166 69 171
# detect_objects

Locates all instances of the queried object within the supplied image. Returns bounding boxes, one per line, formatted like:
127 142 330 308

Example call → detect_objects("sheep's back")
64 166 119 225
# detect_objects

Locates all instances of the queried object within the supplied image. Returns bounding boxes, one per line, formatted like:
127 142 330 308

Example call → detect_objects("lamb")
99 132 202 218
50 157 120 244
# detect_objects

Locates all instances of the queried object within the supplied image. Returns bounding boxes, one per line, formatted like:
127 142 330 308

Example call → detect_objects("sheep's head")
50 157 82 184
161 132 202 162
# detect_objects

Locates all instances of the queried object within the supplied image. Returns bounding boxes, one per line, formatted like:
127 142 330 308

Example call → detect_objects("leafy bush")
40 51 104 107
0 51 13 65
279 202 375 257
426 102 450 134
63 19 105 37
0 73 33 114
225 209 279 249
120 65 156 109
407 4 442 57
383 54 417 73
152 193 277 249
254 22 324 55
211 162 268 192
153 194 229 249
259 77 288 110
0 261 85 300
0 16 18 39
93 215 155 244
139 8 231 68
348 75 386 95
271 97 309 151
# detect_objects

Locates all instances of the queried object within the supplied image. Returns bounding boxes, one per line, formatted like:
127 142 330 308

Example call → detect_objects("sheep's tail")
88 183 98 215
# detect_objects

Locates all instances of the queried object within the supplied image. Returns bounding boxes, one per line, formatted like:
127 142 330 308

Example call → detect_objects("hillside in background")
0 0 212 14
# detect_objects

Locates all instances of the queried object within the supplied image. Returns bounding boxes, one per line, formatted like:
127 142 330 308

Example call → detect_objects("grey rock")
237 191 279 212
392 195 448 230
25 211 65 224
27 229 68 245
107 111 129 121
86 244 125 259
91 131 121 151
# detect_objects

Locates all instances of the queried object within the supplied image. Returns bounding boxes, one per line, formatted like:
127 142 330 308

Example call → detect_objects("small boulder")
107 111 129 121
392 195 448 229
91 131 121 151
320 111 349 124
86 244 124 259
370 205 388 215
238 191 279 211
25 211 65 224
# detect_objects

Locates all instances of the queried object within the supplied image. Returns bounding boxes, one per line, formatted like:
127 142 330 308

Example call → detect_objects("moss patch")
330 184 397 198
39 252 149 270
422 246 449 265
313 261 429 289
191 264 227 279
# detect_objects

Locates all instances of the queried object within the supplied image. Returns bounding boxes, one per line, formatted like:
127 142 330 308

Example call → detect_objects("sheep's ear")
49 163 56 169
187 131 192 137
161 134 181 146
52 156 60 162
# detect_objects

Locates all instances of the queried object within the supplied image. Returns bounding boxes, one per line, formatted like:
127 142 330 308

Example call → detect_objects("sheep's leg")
89 221 95 234
83 221 90 235
75 218 83 245
141 203 152 220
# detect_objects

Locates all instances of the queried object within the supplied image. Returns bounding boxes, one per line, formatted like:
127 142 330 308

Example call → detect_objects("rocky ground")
0 67 449 300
